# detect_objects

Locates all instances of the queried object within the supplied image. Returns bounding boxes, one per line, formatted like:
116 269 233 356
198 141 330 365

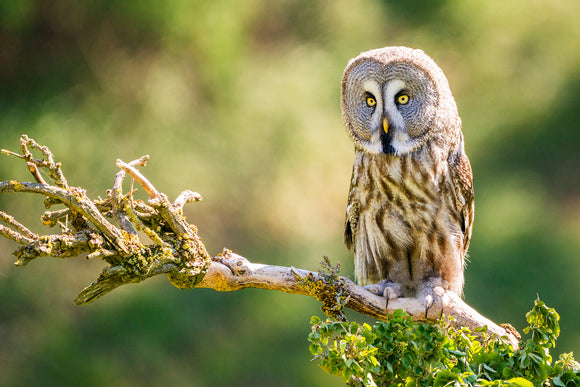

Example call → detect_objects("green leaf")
433 370 459 386
527 352 543 364
447 349 466 357
309 343 322 356
482 363 497 374
505 377 534 386
401 353 413 368
342 366 353 382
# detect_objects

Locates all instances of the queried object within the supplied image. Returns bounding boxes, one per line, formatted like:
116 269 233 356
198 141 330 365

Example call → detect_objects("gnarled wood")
198 250 520 349
0 135 520 351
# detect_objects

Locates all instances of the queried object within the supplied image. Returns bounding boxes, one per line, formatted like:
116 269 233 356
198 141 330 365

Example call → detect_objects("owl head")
341 46 461 156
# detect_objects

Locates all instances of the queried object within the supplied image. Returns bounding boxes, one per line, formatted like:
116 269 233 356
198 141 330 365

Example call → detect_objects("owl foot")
364 280 403 308
417 280 449 319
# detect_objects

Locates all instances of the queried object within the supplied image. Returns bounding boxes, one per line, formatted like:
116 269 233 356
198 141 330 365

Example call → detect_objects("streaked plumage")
341 46 474 302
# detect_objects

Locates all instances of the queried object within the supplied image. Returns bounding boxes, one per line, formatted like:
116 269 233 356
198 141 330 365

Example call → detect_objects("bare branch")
197 250 520 349
0 211 38 240
13 230 107 266
74 249 180 305
0 135 521 351
111 176 137 236
0 224 35 245
116 159 159 199
41 208 71 227
173 190 203 212
19 134 69 188
109 156 153 236
0 181 131 255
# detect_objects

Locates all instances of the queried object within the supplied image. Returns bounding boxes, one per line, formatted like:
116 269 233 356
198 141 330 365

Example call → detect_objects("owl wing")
449 138 475 253
344 177 359 252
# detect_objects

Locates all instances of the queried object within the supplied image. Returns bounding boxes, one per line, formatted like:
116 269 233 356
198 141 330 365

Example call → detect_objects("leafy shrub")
308 298 579 386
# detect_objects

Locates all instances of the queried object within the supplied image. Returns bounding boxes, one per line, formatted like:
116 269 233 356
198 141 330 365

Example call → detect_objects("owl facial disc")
341 47 450 157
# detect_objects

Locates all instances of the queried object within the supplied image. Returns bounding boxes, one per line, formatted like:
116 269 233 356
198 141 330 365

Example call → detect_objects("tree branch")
0 135 520 350
197 250 520 348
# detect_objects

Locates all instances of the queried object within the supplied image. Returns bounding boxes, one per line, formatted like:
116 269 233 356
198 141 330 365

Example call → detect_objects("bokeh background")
0 1 578 385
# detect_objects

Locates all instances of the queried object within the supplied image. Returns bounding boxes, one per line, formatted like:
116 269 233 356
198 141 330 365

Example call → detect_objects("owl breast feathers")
341 46 474 301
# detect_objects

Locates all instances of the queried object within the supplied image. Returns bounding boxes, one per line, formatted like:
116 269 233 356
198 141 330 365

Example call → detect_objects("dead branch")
197 251 520 348
0 135 520 349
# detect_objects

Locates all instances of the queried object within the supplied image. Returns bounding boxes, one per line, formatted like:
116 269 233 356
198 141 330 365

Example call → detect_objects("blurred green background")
0 1 578 385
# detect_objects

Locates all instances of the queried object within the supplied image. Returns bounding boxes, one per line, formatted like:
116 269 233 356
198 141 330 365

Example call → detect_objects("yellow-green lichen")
298 257 347 321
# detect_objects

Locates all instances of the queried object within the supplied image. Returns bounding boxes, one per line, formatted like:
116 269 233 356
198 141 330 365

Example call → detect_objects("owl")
341 46 474 305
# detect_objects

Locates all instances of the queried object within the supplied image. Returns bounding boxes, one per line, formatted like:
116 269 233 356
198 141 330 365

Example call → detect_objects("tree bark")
198 250 520 348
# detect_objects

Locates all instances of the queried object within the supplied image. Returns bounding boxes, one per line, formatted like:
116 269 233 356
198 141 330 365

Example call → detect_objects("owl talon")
418 283 448 318
363 283 385 296
363 280 402 311
363 279 402 297
383 284 401 300
424 294 433 318
384 282 402 310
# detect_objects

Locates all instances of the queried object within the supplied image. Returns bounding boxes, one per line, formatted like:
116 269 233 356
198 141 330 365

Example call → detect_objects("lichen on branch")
298 256 349 321
1 135 211 304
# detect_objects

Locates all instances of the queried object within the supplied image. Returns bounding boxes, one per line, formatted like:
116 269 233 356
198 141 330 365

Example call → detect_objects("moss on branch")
1 135 211 304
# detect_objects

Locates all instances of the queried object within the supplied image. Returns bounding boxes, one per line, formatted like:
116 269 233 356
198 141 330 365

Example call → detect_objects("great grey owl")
341 46 474 305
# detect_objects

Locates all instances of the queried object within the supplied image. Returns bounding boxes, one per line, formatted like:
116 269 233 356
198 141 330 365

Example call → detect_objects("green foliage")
309 298 580 386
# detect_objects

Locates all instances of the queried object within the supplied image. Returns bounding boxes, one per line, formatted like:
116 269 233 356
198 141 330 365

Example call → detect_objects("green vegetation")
309 299 580 386
0 1 578 385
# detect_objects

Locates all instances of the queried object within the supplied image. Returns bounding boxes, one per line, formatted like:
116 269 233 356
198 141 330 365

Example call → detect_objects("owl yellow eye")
366 96 377 107
396 94 409 105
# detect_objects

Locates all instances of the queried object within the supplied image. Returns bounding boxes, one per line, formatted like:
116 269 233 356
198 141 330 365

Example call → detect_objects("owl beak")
382 117 389 134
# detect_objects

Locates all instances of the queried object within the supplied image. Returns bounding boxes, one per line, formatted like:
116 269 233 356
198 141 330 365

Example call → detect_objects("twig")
110 157 149 236
41 208 71 227
13 230 107 266
19 134 69 188
0 224 35 245
0 181 131 254
173 190 203 212
0 211 38 240
116 159 159 199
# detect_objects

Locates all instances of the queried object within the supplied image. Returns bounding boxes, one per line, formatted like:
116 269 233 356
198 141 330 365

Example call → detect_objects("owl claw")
383 284 401 301
363 280 402 310
363 283 385 296
423 294 434 318
418 282 448 319
384 285 400 309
